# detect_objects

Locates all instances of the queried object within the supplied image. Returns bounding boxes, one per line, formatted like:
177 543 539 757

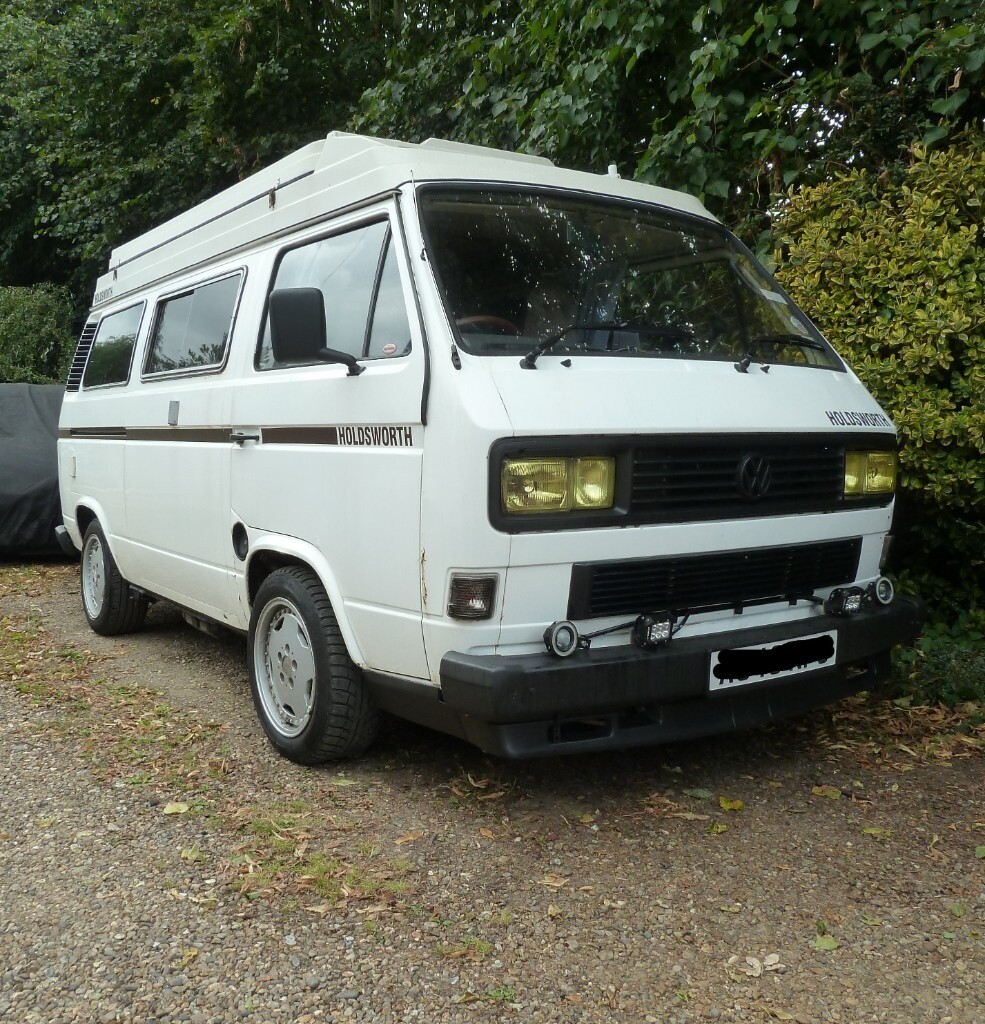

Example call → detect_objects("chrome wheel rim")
81 534 106 620
253 596 316 738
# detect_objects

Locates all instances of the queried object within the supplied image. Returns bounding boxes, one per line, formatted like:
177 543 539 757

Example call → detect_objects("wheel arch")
245 537 365 666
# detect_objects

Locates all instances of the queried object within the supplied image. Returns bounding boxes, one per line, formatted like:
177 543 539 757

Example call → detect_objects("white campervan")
57 133 924 761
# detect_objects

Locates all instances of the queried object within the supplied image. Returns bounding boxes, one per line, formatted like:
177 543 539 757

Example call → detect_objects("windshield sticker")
825 410 892 428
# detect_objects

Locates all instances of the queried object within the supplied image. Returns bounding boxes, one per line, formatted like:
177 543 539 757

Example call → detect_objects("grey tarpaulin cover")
0 383 65 556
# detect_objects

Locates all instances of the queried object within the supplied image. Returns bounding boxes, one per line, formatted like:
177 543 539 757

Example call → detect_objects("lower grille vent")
568 538 862 618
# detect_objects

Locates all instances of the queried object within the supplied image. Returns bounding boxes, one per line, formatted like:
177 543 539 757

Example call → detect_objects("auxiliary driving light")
632 612 675 649
824 586 864 617
544 620 580 657
870 576 895 606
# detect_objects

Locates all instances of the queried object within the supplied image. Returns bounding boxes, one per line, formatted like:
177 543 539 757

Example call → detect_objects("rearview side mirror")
268 288 364 376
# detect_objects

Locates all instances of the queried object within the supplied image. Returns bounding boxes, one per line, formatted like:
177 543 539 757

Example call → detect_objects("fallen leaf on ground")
395 831 424 845
759 1006 796 1021
815 934 840 951
719 797 744 812
812 786 841 800
479 827 495 839
671 811 710 821
683 788 713 800
162 802 189 815
539 873 569 888
862 827 892 840
707 821 728 835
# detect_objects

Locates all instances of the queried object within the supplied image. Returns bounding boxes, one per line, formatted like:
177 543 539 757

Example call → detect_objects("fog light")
871 576 895 606
632 612 674 649
544 620 580 657
447 574 498 620
824 586 864 616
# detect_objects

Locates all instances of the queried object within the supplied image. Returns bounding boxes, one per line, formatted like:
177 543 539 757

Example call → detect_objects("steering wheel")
456 315 521 335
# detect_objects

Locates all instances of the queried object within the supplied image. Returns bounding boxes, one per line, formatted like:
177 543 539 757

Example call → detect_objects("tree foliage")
774 133 985 611
357 0 985 241
0 0 390 296
0 284 76 383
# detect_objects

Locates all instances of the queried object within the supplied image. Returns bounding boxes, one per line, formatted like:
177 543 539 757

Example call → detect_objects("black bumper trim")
55 525 79 556
435 597 924 757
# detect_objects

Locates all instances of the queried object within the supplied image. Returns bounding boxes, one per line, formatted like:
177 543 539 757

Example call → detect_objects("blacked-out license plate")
709 631 837 691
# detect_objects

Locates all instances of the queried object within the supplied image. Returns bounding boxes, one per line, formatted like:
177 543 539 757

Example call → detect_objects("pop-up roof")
93 132 713 310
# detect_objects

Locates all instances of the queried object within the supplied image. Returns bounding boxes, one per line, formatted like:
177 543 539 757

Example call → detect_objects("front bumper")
436 597 924 757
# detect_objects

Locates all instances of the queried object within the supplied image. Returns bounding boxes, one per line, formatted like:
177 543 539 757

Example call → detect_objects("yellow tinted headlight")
845 451 897 497
573 457 615 509
501 456 616 514
864 451 897 494
844 451 866 496
502 458 569 513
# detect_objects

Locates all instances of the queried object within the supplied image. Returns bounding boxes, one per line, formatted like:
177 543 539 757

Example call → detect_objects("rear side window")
83 302 145 388
145 273 242 376
258 220 412 369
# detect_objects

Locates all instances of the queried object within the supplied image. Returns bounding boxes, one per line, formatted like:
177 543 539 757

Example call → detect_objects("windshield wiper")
519 321 693 369
734 333 826 373
750 332 825 352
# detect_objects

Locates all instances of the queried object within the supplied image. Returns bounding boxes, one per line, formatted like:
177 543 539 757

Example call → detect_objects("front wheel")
80 521 148 635
248 566 379 763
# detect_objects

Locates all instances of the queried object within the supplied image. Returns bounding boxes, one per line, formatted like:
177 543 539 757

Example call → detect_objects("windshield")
418 188 841 369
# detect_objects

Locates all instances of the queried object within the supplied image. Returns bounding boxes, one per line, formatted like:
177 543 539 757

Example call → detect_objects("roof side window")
144 273 242 376
258 220 411 369
82 302 145 388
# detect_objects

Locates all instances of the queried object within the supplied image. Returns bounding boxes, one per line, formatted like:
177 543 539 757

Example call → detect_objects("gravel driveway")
1 563 983 1024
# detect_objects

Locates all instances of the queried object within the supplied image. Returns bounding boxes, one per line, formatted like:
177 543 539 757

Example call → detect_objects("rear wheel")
248 566 379 763
80 521 148 635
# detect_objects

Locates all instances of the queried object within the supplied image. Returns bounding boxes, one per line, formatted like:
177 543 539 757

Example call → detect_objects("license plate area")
709 631 837 691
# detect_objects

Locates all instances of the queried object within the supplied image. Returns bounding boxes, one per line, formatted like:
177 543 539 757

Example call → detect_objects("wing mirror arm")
316 348 365 376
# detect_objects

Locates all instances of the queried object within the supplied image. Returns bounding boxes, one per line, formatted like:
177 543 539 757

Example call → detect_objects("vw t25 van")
57 133 924 762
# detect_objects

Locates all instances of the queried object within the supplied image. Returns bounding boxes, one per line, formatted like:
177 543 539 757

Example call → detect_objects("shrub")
774 134 985 616
894 616 985 711
0 283 77 384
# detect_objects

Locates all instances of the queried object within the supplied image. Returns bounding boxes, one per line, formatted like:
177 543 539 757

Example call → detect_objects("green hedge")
0 284 76 384
774 135 985 617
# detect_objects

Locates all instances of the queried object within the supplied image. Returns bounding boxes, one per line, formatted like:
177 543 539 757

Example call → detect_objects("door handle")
231 429 260 444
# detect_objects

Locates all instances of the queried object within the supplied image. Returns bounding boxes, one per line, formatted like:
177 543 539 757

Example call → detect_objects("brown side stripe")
58 426 399 445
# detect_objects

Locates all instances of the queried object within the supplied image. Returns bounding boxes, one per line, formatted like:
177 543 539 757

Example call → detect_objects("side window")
82 303 144 388
145 273 241 376
258 220 412 369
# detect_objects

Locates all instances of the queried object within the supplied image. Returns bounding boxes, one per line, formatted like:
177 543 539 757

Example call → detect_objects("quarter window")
83 303 144 388
145 273 242 375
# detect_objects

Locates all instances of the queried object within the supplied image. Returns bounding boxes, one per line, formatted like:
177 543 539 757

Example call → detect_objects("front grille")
490 433 895 533
568 538 862 618
65 321 98 391
631 440 847 522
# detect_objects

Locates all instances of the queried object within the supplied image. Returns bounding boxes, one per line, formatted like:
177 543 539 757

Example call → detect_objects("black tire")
248 566 379 763
80 521 148 635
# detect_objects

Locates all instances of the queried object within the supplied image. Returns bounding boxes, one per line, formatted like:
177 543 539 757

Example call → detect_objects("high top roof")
93 132 714 310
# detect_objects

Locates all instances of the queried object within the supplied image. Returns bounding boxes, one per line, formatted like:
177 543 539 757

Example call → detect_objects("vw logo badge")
737 452 772 500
